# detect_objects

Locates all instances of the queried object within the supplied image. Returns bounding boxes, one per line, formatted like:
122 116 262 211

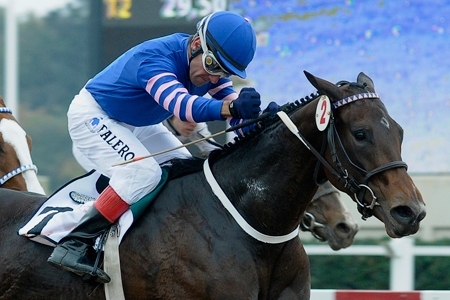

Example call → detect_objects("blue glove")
229 87 261 119
264 101 279 116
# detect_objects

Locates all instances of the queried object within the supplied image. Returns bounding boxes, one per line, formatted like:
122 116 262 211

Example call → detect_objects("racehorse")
0 96 45 194
0 71 426 299
300 181 358 250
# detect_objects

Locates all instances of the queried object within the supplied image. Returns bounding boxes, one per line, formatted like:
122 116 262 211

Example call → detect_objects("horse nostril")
336 223 351 234
391 205 415 224
417 210 426 223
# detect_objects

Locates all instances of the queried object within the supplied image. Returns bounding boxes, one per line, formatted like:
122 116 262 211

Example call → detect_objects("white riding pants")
68 88 191 205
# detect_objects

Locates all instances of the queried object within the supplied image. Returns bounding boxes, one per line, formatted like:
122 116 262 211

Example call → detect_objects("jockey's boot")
47 185 129 284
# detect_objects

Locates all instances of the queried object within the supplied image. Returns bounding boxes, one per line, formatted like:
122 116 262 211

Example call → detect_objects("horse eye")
354 131 366 141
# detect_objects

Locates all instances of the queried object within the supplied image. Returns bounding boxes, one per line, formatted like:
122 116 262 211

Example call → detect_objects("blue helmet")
197 11 257 79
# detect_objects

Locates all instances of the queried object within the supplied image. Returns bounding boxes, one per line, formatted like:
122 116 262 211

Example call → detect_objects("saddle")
18 168 168 246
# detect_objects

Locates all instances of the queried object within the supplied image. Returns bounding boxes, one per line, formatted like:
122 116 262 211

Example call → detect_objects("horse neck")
211 101 323 235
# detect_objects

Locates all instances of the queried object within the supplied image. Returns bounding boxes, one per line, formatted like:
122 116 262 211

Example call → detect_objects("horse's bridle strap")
332 92 379 109
204 159 300 244
0 106 39 187
362 161 408 183
0 164 38 186
0 107 13 114
276 111 345 185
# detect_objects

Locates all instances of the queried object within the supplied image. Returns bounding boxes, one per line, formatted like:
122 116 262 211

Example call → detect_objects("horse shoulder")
118 173 264 298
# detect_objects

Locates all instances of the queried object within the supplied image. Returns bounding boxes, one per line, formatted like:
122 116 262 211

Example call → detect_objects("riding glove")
264 101 280 116
229 87 261 119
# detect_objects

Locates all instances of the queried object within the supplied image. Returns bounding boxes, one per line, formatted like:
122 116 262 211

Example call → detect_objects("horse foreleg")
268 238 310 299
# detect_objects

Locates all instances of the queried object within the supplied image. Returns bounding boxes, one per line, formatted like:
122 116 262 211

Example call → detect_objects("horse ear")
357 72 375 92
304 71 343 102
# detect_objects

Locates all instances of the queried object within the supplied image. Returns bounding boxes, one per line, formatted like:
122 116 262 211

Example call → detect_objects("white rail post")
389 237 414 291
5 0 19 119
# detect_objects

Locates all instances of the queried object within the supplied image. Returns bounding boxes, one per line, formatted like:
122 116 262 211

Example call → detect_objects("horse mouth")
328 237 355 251
386 223 420 238
374 205 425 238
319 223 359 250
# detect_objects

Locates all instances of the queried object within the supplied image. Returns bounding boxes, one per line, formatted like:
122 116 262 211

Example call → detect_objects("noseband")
0 107 39 187
277 90 407 221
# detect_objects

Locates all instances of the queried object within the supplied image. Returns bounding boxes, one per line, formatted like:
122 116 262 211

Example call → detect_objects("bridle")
299 185 340 241
0 107 39 187
300 211 325 241
277 87 408 220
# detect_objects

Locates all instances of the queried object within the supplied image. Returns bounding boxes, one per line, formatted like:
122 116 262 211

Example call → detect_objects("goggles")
198 14 232 78
201 50 231 78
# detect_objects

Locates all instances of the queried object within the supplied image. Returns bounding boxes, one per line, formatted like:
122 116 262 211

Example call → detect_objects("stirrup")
83 227 111 283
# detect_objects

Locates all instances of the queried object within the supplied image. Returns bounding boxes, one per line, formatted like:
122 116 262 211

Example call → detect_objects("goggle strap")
189 34 203 63
190 47 203 63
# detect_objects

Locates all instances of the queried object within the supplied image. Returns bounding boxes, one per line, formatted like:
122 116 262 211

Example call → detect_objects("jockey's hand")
229 87 261 119
263 101 279 116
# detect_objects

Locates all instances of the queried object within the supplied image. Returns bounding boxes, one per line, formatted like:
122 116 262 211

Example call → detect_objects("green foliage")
19 2 90 115
309 255 389 289
415 256 450 290
306 238 450 290
20 109 86 190
414 238 450 289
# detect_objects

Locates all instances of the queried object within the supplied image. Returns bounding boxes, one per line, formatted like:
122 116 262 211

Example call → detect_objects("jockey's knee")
109 158 162 205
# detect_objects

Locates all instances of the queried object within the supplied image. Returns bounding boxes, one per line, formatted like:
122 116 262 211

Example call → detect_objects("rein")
0 107 39 187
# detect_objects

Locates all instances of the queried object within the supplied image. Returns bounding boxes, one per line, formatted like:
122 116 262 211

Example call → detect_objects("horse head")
0 97 45 194
304 71 426 238
301 181 358 250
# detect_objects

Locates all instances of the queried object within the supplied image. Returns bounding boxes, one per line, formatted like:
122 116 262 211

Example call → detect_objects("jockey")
47 10 261 283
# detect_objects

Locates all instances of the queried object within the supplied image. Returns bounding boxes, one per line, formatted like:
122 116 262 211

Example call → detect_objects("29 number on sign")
315 95 331 131
160 0 228 19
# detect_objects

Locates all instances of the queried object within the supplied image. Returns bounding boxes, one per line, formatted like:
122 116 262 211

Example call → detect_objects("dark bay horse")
0 97 45 194
301 181 358 250
0 71 425 299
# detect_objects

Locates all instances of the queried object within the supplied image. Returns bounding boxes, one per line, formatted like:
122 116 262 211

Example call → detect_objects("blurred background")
0 0 449 291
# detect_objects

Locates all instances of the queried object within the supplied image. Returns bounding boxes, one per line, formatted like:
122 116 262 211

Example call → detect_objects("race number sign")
315 95 331 131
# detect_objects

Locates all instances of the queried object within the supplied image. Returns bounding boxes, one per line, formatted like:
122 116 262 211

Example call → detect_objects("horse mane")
163 91 320 180
208 91 320 164
165 157 206 180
